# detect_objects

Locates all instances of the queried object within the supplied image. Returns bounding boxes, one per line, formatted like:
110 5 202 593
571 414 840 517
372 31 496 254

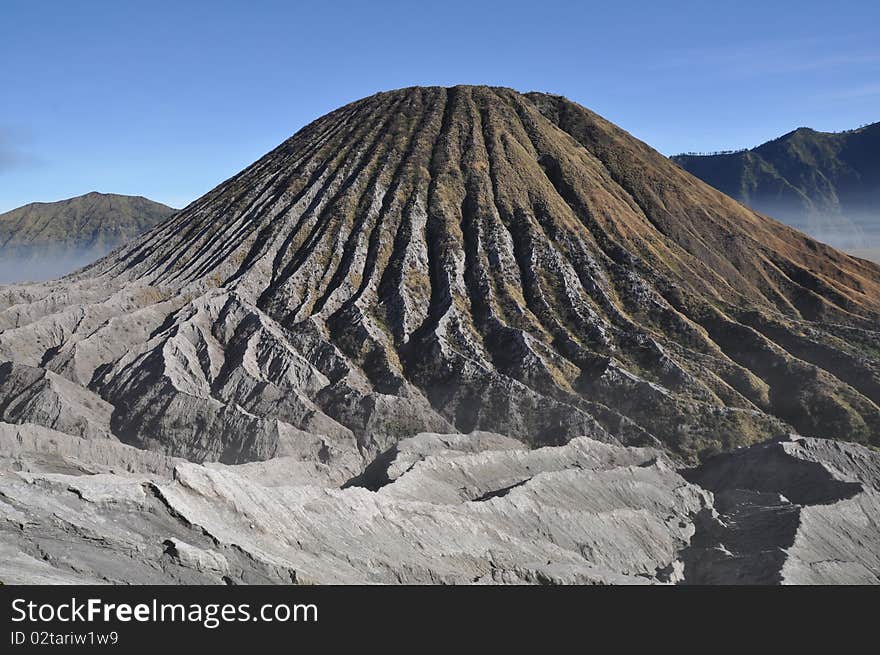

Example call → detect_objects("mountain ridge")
671 121 880 255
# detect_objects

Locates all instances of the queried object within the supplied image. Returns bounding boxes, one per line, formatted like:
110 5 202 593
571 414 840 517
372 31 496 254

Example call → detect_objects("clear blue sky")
2 0 878 213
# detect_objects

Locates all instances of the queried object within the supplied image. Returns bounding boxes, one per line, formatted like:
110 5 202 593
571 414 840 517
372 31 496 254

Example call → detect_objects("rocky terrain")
1 86 879 584
2 426 878 584
0 192 175 283
672 122 880 256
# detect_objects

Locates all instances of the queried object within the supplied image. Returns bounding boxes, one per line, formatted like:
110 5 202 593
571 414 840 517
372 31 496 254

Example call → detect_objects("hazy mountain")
0 191 176 283
1 87 879 584
672 122 880 260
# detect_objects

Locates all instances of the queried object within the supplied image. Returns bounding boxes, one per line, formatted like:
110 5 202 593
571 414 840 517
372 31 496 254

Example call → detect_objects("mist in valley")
0 246 111 285
762 208 880 263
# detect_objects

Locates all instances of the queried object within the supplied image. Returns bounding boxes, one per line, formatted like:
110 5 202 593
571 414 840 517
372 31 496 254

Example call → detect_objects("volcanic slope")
1 86 879 468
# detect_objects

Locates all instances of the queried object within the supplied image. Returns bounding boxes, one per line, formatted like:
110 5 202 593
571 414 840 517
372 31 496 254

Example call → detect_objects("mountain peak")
0 192 176 283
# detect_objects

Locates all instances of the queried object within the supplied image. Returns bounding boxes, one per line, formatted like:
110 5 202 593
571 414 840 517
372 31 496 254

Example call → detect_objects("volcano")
3 86 880 584
2 86 879 467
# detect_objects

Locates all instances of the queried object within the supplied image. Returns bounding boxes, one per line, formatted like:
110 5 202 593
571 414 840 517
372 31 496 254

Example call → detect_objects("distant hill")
0 192 175 283
672 122 880 259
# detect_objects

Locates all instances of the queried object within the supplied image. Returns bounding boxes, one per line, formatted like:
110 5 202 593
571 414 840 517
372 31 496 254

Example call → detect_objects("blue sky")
1 0 878 213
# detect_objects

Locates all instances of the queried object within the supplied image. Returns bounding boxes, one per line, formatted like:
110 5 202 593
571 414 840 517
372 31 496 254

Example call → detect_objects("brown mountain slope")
0 86 878 465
